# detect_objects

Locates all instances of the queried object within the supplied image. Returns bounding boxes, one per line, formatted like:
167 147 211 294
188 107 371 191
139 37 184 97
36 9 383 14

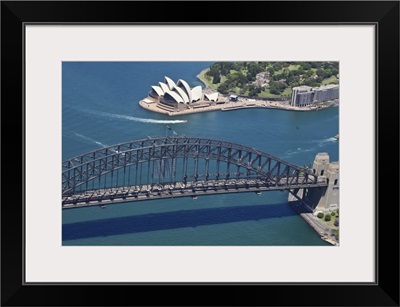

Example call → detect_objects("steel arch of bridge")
62 136 326 208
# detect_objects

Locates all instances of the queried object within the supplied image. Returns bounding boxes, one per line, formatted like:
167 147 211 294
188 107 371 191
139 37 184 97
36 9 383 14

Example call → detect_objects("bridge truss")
62 136 327 208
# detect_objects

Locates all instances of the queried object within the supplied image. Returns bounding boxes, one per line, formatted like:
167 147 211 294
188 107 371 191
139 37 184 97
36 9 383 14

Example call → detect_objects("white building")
149 76 206 104
290 86 313 107
291 84 339 107
204 92 219 102
313 84 339 103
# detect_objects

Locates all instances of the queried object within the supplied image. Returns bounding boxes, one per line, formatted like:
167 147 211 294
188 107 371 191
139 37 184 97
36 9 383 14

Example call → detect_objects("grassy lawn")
198 68 227 90
220 75 227 85
288 64 300 71
321 75 339 85
281 87 292 97
257 86 291 98
199 68 236 90
198 68 212 87
258 89 283 98
230 87 249 95
273 64 300 75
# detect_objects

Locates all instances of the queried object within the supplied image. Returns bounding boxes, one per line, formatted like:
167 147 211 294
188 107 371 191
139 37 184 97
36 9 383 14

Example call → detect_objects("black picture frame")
1 1 399 306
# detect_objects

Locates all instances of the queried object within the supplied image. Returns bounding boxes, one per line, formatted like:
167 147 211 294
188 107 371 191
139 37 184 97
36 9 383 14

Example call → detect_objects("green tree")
267 67 275 75
273 63 282 71
237 72 247 85
311 62 322 69
304 79 319 87
305 70 313 77
217 83 229 94
295 68 305 76
300 62 312 70
282 67 290 76
248 85 262 97
317 212 324 219
325 69 333 78
286 76 296 85
206 65 217 76
212 74 221 84
334 218 339 227
316 68 325 78
324 214 331 222
207 66 221 83
268 81 287 95
248 63 263 77
323 62 332 69
220 62 233 76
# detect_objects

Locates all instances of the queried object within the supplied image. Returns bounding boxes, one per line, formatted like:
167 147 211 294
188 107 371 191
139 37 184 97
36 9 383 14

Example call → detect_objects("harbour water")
62 62 338 246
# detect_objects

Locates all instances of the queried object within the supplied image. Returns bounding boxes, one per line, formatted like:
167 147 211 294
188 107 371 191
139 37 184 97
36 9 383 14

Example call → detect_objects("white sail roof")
151 85 164 97
164 76 176 91
191 86 202 101
205 92 219 101
158 82 170 93
164 91 184 103
176 79 192 102
173 87 190 103
151 77 206 104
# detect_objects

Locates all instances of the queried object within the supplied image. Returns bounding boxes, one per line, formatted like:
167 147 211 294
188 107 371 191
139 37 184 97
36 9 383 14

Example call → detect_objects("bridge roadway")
62 177 327 209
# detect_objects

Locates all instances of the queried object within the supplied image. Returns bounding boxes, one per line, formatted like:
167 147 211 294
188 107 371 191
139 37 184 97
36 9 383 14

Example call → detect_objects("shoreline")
139 67 338 116
196 68 210 88
288 200 339 246
139 97 337 117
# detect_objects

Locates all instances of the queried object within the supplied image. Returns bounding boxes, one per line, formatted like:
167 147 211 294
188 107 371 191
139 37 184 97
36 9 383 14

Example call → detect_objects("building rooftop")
317 84 339 90
293 85 313 91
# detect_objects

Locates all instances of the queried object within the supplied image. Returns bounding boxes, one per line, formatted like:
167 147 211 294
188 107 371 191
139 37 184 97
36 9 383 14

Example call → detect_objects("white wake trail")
282 137 337 159
87 109 187 124
75 133 109 148
318 137 337 146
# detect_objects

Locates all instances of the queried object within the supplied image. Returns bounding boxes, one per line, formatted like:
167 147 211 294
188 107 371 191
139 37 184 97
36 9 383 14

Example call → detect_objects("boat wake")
282 137 337 159
87 109 187 124
317 137 337 146
75 133 109 148
283 147 314 158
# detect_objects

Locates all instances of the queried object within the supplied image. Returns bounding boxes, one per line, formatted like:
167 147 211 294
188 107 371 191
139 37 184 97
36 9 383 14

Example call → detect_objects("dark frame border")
1 1 399 306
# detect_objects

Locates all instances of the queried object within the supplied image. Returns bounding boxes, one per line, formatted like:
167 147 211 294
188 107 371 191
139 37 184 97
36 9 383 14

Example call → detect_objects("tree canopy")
204 61 339 98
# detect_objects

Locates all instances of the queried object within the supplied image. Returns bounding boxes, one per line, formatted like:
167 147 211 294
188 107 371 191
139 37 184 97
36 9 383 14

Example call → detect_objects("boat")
335 134 339 140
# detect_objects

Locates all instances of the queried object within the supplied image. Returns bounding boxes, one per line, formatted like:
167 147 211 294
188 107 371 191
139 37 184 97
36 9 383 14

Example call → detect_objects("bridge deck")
62 178 327 209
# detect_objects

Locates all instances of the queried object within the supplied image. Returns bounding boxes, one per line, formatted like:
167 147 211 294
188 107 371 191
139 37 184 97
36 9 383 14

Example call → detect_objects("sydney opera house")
140 76 220 112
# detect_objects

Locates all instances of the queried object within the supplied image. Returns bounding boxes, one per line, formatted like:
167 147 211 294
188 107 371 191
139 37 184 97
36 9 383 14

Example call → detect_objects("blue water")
62 62 338 246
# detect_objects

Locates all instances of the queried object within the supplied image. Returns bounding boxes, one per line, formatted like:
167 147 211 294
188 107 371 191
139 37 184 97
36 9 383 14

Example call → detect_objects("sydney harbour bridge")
62 136 328 209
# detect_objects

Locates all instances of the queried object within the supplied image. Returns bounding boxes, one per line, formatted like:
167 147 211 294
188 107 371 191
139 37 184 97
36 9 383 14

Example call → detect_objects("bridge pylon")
288 153 339 212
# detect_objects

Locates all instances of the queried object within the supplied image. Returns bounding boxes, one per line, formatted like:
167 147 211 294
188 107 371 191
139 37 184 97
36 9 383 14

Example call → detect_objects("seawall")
139 97 334 117
288 200 339 246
